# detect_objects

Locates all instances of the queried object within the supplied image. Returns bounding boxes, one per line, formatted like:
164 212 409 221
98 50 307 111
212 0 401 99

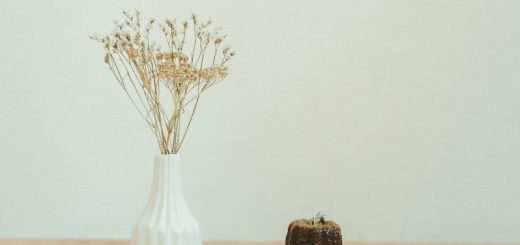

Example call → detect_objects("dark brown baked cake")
286 219 342 245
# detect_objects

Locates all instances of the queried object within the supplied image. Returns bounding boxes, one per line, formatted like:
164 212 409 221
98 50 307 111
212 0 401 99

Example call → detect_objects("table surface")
0 240 518 245
0 241 279 245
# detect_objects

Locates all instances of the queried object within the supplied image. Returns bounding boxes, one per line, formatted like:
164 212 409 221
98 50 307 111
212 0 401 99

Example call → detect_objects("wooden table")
0 241 280 245
0 241 518 245
0 241 282 245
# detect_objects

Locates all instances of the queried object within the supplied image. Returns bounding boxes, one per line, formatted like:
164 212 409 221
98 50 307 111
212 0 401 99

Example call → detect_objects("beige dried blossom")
91 10 234 154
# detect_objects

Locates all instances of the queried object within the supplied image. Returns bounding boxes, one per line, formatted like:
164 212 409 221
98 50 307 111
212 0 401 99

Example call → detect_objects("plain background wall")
1 0 519 242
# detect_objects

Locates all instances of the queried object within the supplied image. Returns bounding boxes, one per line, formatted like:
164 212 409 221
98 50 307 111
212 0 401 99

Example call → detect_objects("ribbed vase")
131 154 201 245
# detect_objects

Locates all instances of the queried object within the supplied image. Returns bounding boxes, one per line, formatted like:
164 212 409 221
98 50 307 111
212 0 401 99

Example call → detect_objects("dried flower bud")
166 19 174 28
126 49 138 58
222 46 230 54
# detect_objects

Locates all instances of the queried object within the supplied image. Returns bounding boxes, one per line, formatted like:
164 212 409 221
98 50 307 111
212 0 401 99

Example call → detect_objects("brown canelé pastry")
286 213 342 245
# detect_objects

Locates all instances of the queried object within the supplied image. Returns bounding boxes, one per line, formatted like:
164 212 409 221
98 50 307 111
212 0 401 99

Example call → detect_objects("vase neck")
150 154 184 201
133 154 200 245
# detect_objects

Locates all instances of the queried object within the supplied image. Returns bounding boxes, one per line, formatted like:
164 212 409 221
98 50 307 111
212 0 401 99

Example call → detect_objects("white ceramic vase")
131 154 201 245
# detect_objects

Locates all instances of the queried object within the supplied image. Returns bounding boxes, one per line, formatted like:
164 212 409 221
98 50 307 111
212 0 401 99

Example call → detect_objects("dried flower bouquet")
91 10 234 154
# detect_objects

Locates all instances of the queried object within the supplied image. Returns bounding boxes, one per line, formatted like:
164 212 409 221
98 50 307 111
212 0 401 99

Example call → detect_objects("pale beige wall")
1 0 519 242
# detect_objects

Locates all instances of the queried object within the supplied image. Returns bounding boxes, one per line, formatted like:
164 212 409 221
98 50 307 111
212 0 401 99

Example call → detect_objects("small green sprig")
304 212 326 226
